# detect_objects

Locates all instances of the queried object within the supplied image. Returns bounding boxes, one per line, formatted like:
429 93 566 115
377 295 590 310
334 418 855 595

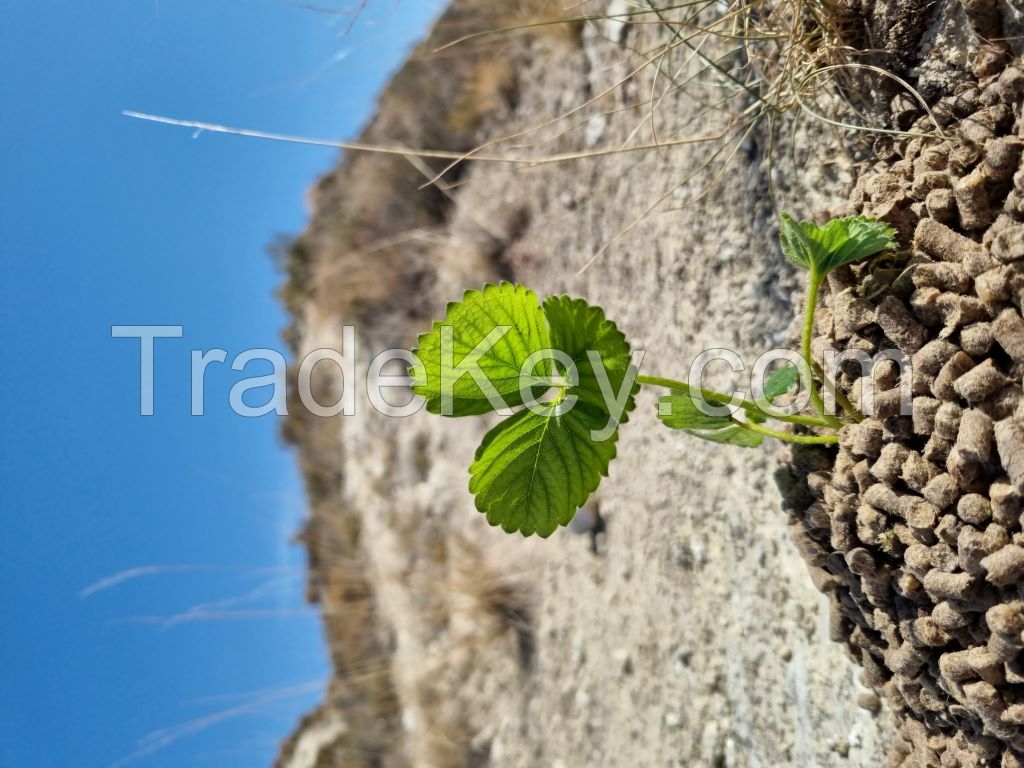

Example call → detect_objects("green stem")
801 270 843 428
636 374 833 428
814 360 864 424
732 418 839 445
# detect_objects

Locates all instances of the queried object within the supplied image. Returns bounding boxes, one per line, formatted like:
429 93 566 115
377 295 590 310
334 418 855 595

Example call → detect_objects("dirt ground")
383 26 891 768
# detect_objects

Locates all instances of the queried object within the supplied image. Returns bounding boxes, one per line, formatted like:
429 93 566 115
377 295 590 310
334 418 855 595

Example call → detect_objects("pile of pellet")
777 51 1024 767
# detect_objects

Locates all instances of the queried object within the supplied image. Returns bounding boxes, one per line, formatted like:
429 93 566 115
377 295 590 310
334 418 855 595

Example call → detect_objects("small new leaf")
779 214 897 276
778 213 822 270
657 392 734 430
692 424 763 447
656 392 763 448
762 365 799 402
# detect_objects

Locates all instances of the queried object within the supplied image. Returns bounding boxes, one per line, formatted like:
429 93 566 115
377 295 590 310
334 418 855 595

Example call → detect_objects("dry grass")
160 0 942 306
445 533 535 666
437 0 950 271
426 0 940 191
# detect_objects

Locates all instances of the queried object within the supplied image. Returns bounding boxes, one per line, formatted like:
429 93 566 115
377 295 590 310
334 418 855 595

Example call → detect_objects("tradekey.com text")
112 324 917 433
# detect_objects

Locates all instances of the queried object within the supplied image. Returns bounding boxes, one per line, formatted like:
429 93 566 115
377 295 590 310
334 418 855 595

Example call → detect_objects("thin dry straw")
123 111 725 170
795 63 954 140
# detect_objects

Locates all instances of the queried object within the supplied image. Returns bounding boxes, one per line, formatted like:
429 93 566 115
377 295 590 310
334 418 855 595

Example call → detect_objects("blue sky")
0 2 443 766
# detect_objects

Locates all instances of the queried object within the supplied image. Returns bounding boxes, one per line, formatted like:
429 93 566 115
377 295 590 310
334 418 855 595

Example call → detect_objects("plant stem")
801 270 843 428
814 361 864 424
732 418 839 445
636 374 833 428
834 388 864 423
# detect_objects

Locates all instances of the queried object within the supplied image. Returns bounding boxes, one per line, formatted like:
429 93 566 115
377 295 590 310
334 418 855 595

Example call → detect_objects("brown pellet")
857 504 888 546
912 397 940 435
993 309 1024 363
958 494 993 526
926 188 957 223
933 351 976 400
914 262 971 293
935 402 964 440
991 223 1024 263
907 616 951 647
995 418 1024 493
953 358 1007 404
936 293 992 328
904 451 940 493
833 288 876 333
940 649 975 682
914 218 987 263
885 643 928 676
955 168 993 230
840 420 884 459
924 433 954 465
956 409 995 464
923 473 961 509
990 478 1022 522
967 647 1005 685
912 339 961 376
923 569 976 600
986 602 1024 635
871 443 909 486
960 525 992 574
864 487 905 518
985 137 1024 182
876 296 929 354
947 447 985 490
936 513 962 545
981 544 1024 586
976 266 1011 303
933 601 969 630
961 322 995 356
905 499 940 531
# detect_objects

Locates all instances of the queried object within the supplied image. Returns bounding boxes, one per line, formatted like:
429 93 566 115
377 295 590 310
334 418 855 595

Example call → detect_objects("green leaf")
409 286 637 535
469 402 619 537
812 216 898 273
656 391 763 448
778 213 821 270
762 365 799 402
656 392 734 430
456 292 638 536
411 283 554 416
779 214 897 275
690 425 763 447
542 295 638 421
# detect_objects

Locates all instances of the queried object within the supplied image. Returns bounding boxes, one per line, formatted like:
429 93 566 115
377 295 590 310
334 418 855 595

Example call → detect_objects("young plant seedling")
410 215 897 536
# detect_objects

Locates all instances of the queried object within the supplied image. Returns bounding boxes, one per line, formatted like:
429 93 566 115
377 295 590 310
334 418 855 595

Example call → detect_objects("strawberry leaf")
762 365 799 402
656 392 734 430
542 295 638 421
411 283 554 416
778 213 822 270
656 392 763 448
692 424 763 447
469 402 620 537
442 289 637 536
779 214 896 275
